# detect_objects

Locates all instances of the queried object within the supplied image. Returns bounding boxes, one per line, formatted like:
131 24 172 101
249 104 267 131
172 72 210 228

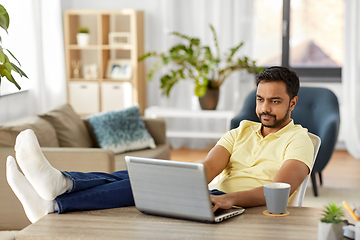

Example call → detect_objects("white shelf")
145 106 235 139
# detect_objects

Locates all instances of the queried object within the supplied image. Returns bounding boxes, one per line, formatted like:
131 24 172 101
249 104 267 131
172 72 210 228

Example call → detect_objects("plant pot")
76 33 90 46
318 221 344 240
199 88 219 110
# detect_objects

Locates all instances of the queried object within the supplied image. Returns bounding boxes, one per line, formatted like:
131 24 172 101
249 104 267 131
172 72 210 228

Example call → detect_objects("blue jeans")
55 170 226 214
56 170 134 213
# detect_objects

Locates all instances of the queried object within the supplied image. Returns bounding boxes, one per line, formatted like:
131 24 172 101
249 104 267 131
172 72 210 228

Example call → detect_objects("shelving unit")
63 9 146 115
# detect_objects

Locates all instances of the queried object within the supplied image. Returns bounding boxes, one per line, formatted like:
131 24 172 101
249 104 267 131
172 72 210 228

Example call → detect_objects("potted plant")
139 24 262 110
318 202 345 240
0 4 28 90
77 27 90 47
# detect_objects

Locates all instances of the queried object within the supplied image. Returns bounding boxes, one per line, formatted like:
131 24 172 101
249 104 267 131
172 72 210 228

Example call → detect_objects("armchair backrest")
292 87 340 137
288 132 321 206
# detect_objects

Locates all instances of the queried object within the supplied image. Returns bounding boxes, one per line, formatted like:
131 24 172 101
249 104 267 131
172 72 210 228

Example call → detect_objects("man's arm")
210 159 309 212
202 145 230 184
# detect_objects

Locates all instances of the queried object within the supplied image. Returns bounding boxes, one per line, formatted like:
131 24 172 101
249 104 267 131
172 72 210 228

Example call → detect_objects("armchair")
230 87 340 196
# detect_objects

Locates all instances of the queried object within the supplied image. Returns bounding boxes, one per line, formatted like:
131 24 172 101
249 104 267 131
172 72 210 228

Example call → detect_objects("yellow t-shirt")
214 120 314 194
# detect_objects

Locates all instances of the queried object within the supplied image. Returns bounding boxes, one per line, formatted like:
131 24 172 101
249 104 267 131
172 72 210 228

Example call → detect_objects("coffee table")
16 206 322 240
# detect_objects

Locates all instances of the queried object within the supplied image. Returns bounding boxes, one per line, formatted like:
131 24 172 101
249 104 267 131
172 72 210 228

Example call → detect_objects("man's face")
256 81 297 131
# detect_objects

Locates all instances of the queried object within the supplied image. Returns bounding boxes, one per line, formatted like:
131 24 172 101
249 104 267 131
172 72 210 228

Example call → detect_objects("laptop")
125 156 245 223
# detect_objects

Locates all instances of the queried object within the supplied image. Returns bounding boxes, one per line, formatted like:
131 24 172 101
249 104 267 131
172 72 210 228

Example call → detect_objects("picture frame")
83 64 98 80
106 59 132 80
109 32 131 46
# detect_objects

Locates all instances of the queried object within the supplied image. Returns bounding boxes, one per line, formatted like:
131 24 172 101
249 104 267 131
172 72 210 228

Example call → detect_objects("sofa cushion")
0 116 59 147
88 105 156 154
39 104 93 148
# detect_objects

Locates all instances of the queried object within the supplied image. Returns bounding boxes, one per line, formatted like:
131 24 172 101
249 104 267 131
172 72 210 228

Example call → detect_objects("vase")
199 88 219 110
318 221 344 240
76 33 90 46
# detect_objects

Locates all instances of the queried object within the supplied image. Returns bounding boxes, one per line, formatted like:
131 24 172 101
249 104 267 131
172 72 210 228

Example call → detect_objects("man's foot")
14 129 72 200
6 156 55 223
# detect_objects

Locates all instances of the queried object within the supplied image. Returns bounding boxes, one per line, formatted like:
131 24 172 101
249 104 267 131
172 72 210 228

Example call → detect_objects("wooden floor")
170 148 360 189
320 150 360 189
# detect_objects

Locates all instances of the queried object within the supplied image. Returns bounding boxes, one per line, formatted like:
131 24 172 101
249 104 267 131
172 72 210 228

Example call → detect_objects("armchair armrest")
143 117 167 145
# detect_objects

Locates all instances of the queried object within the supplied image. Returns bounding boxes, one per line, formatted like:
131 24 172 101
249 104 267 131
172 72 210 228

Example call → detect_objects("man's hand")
211 194 234 212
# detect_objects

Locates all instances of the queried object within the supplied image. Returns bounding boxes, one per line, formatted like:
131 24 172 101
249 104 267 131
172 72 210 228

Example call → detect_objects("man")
206 66 313 212
6 66 313 223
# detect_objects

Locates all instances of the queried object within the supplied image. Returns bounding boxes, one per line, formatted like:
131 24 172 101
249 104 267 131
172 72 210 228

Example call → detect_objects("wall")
0 91 38 124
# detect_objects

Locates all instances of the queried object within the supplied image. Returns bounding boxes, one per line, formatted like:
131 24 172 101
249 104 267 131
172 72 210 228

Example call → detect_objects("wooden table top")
16 206 322 240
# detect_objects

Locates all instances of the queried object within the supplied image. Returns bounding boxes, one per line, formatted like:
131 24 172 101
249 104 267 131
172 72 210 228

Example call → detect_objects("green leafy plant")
320 202 345 224
78 27 89 34
139 24 263 97
0 4 28 90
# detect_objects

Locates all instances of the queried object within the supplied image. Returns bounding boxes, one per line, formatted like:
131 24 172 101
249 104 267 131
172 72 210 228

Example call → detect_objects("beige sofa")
0 104 170 231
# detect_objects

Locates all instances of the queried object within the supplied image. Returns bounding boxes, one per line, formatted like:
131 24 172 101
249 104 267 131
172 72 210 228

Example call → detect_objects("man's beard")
258 105 291 129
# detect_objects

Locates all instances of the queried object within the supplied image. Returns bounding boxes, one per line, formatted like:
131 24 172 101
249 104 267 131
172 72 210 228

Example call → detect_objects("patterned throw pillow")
88 105 156 154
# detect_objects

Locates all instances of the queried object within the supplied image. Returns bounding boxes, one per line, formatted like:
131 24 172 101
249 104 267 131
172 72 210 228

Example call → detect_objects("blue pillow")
88 106 156 154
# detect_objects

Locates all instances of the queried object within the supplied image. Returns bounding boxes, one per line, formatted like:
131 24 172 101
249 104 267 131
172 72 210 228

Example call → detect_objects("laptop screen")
125 156 215 222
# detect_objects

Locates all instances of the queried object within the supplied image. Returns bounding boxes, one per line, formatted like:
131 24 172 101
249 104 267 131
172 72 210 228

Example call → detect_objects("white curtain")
30 0 67 113
146 0 256 149
342 0 360 159
33 0 67 112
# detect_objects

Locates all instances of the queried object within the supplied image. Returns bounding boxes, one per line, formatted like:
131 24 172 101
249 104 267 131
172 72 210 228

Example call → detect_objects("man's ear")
290 96 298 111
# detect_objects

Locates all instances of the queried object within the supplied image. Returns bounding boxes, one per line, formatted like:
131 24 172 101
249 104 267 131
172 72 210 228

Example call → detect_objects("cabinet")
63 10 146 115
68 82 99 114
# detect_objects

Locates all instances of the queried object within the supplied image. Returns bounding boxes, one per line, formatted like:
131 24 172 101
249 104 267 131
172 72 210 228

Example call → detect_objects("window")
252 0 344 82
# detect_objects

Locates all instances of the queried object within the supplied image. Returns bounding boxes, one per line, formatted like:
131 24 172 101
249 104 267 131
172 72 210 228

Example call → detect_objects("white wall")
0 91 38 124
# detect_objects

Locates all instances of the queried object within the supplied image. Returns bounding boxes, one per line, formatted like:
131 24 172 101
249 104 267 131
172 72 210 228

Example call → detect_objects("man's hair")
255 66 300 99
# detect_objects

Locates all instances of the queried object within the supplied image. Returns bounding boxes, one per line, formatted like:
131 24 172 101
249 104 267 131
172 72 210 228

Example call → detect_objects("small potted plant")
318 202 345 240
76 27 90 47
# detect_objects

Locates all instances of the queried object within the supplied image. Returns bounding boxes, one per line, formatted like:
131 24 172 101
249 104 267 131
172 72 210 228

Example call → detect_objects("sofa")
0 104 170 232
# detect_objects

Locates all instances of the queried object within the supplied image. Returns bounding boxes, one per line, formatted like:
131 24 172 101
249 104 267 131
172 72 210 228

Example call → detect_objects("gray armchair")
230 87 340 196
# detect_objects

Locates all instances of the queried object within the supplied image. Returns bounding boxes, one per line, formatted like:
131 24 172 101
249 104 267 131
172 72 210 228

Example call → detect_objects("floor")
170 148 360 189
318 150 360 189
